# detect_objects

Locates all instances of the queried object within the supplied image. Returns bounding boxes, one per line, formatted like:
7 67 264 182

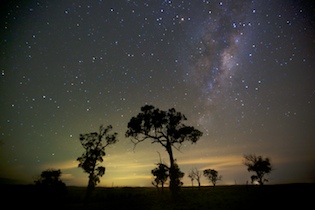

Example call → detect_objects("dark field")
2 184 314 209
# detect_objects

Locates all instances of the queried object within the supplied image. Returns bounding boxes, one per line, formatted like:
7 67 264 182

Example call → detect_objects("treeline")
34 105 272 199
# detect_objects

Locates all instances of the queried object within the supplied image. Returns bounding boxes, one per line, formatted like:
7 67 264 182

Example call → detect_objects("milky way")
176 1 256 129
1 0 314 186
185 2 247 102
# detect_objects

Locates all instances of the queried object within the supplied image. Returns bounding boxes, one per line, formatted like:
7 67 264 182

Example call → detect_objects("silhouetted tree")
126 105 202 197
188 168 202 189
203 169 222 187
188 173 194 187
77 125 118 196
172 161 185 191
34 169 67 196
151 162 169 193
151 152 169 193
243 154 272 185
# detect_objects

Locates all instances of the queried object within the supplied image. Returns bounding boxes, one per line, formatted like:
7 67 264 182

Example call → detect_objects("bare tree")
188 173 194 187
188 168 202 189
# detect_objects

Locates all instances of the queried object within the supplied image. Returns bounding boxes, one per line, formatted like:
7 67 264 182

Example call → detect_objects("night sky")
1 0 314 186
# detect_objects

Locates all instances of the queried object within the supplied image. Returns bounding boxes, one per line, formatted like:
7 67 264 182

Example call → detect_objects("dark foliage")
126 105 202 196
243 154 272 185
34 169 67 197
151 162 169 193
77 125 118 195
203 169 222 187
171 162 185 191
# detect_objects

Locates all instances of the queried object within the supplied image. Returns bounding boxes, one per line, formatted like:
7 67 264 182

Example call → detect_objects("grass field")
2 184 314 209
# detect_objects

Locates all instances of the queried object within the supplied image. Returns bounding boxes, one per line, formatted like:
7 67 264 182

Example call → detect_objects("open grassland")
2 184 314 209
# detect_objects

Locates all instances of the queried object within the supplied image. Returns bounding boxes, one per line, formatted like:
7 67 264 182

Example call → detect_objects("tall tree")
77 125 118 196
203 169 222 187
126 105 202 196
188 168 202 189
243 154 272 185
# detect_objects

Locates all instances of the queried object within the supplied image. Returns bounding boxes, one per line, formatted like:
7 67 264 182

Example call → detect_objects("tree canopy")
203 169 222 187
77 125 118 194
126 105 203 150
126 105 202 196
151 162 169 192
34 169 67 196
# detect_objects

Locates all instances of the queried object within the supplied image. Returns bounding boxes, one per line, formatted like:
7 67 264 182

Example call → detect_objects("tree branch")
131 135 149 151
172 143 183 153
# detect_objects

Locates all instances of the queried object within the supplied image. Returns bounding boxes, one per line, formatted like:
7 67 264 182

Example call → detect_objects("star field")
1 0 314 186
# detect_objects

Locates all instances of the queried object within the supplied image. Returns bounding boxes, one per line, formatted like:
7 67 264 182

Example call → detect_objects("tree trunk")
166 142 177 197
88 174 95 190
86 159 97 198
85 173 94 200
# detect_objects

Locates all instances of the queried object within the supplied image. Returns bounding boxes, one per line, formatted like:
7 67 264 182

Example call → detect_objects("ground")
2 184 313 209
